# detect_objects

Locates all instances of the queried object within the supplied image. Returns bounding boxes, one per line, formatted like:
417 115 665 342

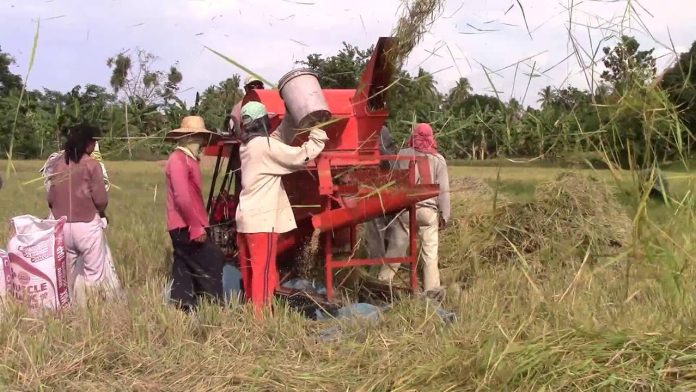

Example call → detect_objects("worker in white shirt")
378 123 450 297
235 101 328 317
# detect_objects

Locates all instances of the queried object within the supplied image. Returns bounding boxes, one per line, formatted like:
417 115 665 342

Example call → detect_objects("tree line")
1 35 695 167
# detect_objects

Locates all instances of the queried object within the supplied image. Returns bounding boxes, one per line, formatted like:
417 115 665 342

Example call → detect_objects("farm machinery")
204 37 439 306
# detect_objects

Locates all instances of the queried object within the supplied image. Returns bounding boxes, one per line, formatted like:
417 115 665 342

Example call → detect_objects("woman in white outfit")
43 126 121 306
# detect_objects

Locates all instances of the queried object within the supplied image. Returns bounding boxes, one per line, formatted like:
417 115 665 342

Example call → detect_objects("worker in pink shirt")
165 116 224 313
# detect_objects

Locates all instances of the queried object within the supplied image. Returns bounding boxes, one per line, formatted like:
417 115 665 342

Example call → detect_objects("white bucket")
278 69 331 129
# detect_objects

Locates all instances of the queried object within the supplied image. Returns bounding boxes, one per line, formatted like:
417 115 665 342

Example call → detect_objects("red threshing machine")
204 37 439 303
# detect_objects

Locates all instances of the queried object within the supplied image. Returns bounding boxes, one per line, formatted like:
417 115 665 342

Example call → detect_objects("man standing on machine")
229 76 266 138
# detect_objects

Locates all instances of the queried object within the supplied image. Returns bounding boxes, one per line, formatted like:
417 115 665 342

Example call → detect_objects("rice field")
1 159 696 391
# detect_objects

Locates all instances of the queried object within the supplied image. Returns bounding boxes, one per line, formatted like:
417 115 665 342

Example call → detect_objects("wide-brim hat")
165 115 221 145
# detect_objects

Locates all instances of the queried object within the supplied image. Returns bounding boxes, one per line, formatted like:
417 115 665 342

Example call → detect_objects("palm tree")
446 77 473 111
415 68 440 100
537 86 555 108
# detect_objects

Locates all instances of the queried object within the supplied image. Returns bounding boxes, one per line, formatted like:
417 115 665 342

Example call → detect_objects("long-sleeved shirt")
236 128 328 233
41 146 109 192
165 149 209 240
394 147 451 223
48 155 108 223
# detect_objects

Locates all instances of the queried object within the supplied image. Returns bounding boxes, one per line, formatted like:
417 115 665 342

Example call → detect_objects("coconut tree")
445 77 473 114
537 86 555 108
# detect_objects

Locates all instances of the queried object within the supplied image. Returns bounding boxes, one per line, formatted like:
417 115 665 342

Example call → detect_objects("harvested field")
1 161 696 391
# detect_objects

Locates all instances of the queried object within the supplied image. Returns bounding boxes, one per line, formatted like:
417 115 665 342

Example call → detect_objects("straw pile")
390 0 444 68
451 172 632 270
447 177 508 230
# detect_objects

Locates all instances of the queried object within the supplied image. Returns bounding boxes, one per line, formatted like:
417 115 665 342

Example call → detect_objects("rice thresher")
205 37 439 303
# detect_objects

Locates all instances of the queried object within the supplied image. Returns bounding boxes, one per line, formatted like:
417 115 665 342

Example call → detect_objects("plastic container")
278 69 331 129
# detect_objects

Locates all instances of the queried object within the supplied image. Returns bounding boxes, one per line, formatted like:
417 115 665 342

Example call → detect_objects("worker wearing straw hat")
235 101 327 317
164 115 225 313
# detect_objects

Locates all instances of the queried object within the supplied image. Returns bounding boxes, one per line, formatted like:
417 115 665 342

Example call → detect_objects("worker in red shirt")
165 116 224 313
235 101 328 317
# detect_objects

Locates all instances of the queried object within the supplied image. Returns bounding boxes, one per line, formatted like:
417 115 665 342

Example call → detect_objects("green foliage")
300 42 373 88
196 75 243 131
444 77 473 114
0 46 22 97
601 35 657 94
386 68 442 141
661 41 696 137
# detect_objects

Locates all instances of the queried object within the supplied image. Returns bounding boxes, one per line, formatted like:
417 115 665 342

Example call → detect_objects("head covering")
407 123 438 155
241 101 267 125
244 75 263 88
240 101 271 144
165 116 220 145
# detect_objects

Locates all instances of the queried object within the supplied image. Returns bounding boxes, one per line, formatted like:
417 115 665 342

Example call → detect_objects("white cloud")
1 0 695 108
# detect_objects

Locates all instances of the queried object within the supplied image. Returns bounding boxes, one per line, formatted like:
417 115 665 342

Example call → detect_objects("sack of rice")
6 215 70 312
0 249 10 298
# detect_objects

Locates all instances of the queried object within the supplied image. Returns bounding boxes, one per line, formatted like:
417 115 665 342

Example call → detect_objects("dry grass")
0 160 696 391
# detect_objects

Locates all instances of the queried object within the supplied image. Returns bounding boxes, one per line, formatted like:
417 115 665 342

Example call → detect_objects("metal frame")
206 144 437 303
316 153 434 301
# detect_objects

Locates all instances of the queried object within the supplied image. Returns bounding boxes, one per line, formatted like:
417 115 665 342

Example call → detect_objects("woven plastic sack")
0 249 10 299
6 215 70 312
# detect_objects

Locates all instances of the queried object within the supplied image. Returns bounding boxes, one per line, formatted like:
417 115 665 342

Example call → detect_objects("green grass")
0 160 696 390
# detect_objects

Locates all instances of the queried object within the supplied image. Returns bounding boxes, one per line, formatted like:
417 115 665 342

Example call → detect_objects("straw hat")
165 116 221 145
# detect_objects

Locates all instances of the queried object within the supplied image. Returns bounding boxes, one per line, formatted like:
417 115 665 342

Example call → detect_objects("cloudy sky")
2 0 695 107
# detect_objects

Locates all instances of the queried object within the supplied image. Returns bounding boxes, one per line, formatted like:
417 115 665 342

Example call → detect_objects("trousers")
378 207 441 291
236 232 279 317
63 214 122 307
364 215 391 259
169 228 224 311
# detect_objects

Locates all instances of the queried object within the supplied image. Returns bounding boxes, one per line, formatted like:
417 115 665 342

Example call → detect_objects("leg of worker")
76 216 123 301
364 218 386 259
365 216 388 275
63 222 87 308
417 208 441 291
187 238 224 305
246 232 279 317
169 229 197 312
378 211 410 282
68 219 108 307
236 233 252 300
73 217 112 290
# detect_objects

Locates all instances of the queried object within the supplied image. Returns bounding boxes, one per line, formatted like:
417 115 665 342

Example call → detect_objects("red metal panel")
205 37 434 302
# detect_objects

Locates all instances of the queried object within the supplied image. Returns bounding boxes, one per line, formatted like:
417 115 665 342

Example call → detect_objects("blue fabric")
281 278 327 295
223 264 243 301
